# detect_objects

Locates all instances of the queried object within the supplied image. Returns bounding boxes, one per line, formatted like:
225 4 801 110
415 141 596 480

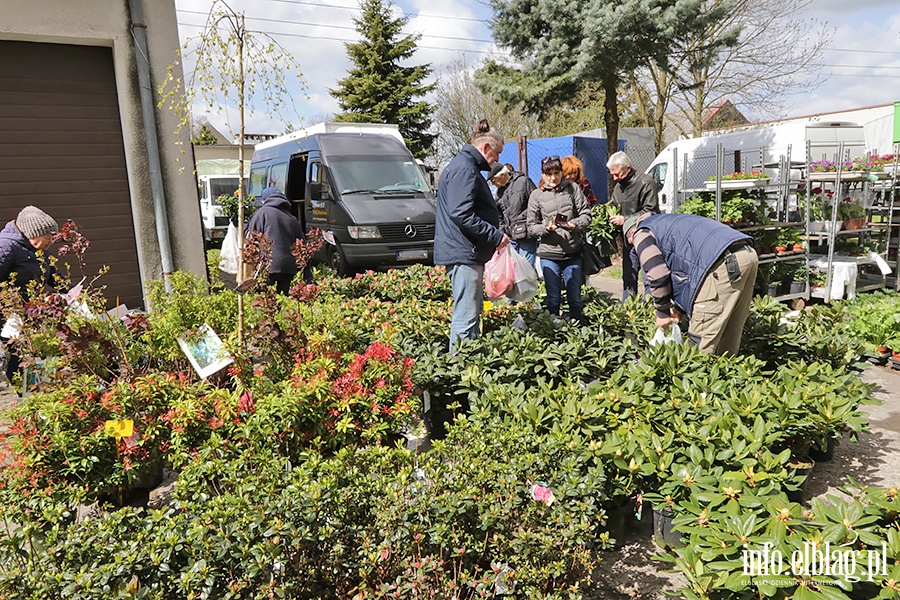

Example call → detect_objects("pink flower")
531 484 555 505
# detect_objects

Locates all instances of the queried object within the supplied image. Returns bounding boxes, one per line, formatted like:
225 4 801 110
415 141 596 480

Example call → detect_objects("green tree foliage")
158 0 305 343
330 0 436 159
476 0 735 157
191 122 219 146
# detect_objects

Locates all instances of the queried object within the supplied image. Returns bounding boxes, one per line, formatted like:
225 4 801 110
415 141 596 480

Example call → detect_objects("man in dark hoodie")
435 119 508 351
246 187 307 294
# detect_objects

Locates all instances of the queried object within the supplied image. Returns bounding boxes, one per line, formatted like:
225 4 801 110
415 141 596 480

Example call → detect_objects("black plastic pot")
785 457 816 503
790 281 805 295
867 353 889 366
809 437 836 462
604 501 631 548
652 506 685 550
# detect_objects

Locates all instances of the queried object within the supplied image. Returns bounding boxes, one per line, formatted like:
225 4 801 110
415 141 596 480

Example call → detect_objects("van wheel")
328 244 354 277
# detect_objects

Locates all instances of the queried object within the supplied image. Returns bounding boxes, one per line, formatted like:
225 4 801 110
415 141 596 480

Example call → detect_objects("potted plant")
810 270 828 292
776 228 801 254
705 171 770 191
789 264 808 295
837 201 866 230
678 194 715 218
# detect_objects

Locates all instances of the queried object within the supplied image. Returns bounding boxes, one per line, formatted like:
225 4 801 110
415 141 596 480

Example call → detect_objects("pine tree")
330 0 435 159
476 0 736 158
192 123 219 146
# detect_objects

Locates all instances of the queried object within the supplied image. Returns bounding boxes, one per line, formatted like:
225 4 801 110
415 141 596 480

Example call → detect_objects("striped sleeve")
632 229 672 318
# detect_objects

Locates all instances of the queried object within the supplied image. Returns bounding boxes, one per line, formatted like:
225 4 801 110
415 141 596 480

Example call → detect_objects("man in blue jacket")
435 119 509 351
624 211 758 355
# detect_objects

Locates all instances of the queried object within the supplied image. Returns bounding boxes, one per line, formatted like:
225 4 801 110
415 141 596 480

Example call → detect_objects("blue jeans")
511 238 537 269
447 263 484 352
541 255 584 323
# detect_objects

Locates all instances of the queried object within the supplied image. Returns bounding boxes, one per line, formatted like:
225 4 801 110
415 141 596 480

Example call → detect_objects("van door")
305 159 330 230
285 154 307 224
648 161 669 211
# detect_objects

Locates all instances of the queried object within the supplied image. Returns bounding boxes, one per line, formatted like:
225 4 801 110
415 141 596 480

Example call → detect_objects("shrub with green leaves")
0 416 609 600
317 263 452 302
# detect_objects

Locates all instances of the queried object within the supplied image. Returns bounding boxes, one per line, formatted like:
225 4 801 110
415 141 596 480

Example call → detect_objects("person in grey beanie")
0 205 59 383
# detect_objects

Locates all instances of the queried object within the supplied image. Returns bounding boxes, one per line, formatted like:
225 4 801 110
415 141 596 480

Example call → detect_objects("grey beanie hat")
623 213 643 238
16 206 58 239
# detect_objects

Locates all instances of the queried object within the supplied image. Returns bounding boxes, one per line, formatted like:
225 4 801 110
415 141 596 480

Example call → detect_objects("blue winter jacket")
0 220 47 297
640 213 749 315
434 144 504 265
246 191 305 275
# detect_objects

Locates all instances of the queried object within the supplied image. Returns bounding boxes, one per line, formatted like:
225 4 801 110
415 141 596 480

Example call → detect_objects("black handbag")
510 217 528 240
581 235 610 276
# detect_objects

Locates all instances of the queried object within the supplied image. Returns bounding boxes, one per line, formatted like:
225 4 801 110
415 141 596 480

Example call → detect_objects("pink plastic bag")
484 246 516 298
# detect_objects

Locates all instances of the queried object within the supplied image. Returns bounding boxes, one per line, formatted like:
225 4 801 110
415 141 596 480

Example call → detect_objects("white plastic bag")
218 223 240 275
650 325 683 346
506 249 539 302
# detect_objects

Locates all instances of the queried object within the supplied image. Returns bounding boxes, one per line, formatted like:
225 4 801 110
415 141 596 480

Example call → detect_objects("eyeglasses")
541 155 560 165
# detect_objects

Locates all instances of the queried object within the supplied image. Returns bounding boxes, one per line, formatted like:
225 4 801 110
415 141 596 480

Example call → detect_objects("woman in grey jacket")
526 156 592 323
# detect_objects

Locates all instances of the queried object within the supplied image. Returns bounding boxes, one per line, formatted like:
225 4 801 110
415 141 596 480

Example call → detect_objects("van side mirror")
308 181 330 201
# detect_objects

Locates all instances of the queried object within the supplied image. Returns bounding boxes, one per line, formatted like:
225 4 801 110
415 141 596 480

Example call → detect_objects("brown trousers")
688 245 758 355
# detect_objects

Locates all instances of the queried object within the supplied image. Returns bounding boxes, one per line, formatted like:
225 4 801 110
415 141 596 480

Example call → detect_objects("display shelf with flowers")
808 157 889 181
704 170 771 190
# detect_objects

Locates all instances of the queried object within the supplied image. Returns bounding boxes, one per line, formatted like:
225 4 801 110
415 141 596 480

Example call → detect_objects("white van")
198 174 240 245
646 121 867 213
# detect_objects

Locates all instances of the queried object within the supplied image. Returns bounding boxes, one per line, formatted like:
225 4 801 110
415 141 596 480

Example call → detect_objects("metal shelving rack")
707 142 809 305
805 141 897 302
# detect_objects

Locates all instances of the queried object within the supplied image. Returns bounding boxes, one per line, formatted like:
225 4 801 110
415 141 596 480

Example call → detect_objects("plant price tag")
104 419 134 440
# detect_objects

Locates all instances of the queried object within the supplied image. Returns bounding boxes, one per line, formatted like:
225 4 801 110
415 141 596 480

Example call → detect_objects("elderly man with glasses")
606 151 660 300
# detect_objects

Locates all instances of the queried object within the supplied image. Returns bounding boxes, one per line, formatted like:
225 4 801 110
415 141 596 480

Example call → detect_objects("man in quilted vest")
624 212 758 355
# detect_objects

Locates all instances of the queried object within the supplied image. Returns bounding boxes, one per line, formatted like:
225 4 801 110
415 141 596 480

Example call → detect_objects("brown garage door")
0 40 143 309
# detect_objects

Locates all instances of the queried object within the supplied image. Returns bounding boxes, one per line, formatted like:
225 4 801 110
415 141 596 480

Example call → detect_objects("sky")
171 0 900 141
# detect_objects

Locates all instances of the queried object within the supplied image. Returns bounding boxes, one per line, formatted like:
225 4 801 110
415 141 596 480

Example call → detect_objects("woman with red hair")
562 155 597 206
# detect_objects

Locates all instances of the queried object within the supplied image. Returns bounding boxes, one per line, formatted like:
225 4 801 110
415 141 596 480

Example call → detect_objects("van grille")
378 222 435 243
215 216 230 227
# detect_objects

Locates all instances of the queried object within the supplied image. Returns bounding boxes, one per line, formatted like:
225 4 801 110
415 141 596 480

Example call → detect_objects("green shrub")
0 418 608 600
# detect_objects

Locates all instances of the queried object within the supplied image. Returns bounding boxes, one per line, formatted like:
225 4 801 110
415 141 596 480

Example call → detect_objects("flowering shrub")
318 263 452 302
0 416 607 600
0 373 235 503
810 157 884 172
706 171 770 181
257 340 417 453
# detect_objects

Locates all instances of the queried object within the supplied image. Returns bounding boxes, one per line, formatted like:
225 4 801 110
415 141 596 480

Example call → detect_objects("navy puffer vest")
640 214 749 314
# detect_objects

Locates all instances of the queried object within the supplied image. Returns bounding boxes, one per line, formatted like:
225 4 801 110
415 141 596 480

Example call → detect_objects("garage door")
0 40 143 309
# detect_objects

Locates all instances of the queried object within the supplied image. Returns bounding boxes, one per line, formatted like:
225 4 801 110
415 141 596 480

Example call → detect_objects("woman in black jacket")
489 162 538 267
246 187 308 294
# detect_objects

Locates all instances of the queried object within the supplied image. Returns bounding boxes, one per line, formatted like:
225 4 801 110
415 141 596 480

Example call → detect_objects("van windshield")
329 155 431 195
210 178 241 205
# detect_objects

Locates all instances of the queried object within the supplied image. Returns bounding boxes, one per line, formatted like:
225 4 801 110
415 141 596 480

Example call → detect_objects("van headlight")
348 226 382 239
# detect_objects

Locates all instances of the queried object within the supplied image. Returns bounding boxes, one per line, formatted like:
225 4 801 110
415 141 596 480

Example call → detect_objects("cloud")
785 10 900 119
174 0 499 136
